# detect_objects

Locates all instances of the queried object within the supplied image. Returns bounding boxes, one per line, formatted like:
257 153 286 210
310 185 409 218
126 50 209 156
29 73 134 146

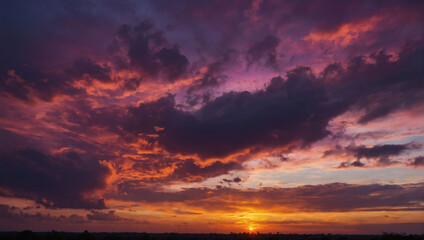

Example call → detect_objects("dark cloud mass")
0 204 86 224
246 35 281 69
123 43 424 158
124 71 330 158
69 57 112 83
187 50 235 95
338 160 365 169
168 159 243 182
409 156 424 167
335 143 421 167
156 46 189 81
0 64 76 102
0 1 106 102
349 144 417 165
0 204 142 230
0 148 110 209
113 21 189 82
112 182 424 213
87 210 131 222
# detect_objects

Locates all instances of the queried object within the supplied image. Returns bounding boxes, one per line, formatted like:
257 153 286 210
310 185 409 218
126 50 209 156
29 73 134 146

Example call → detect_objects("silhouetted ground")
0 231 423 240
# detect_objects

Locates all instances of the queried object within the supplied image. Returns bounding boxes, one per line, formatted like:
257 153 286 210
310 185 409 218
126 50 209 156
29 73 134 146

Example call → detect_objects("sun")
249 226 254 231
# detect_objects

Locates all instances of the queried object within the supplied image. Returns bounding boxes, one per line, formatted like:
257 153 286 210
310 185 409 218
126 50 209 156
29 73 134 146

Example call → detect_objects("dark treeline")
0 231 423 240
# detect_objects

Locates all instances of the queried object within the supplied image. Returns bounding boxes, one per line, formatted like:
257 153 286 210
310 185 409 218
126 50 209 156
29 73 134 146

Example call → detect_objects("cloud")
123 71 331 159
86 210 133 222
0 66 78 102
121 42 424 159
0 148 110 209
112 21 189 82
156 46 189 81
408 156 424 168
187 50 236 96
0 1 118 102
166 159 243 182
129 155 243 183
0 204 145 231
111 182 424 213
0 8 192 102
221 177 243 186
1 0 422 104
0 204 86 224
122 77 143 91
338 159 365 168
68 57 112 83
246 35 280 69
347 143 420 166
331 143 421 168
352 144 410 159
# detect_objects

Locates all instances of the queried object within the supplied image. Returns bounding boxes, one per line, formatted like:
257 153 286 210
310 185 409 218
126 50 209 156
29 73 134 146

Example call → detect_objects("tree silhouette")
77 231 96 240
16 230 39 240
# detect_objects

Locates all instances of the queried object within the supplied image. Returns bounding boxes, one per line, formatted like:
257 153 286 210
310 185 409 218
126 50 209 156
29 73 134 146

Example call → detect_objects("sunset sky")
0 0 423 234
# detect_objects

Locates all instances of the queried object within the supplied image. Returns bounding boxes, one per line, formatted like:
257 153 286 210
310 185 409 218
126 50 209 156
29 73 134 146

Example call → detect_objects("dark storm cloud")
221 177 242 186
185 50 237 107
352 144 411 159
246 35 280 69
348 143 420 166
156 46 189 81
68 57 112 83
167 159 243 182
0 1 115 102
0 1 188 102
113 21 189 82
122 77 143 91
0 65 77 102
0 148 110 209
233 177 242 183
409 156 424 167
121 42 424 159
123 71 330 159
0 129 33 151
338 160 365 168
0 204 140 227
131 155 243 183
0 204 86 224
111 182 424 212
332 143 421 167
352 43 424 123
187 50 236 95
87 210 133 222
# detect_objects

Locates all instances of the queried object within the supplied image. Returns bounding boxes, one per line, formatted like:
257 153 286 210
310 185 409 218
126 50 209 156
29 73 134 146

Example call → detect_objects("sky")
0 0 423 234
